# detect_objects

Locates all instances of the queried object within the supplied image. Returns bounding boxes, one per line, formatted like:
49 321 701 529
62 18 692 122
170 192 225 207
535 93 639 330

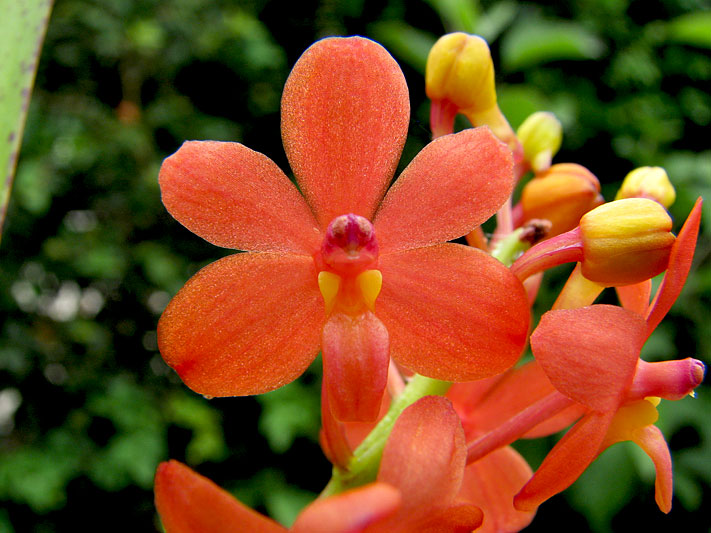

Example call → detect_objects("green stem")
320 374 451 497
491 227 530 266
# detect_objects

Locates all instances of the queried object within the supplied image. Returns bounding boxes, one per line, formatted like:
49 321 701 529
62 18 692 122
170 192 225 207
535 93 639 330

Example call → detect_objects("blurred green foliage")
1 0 709 531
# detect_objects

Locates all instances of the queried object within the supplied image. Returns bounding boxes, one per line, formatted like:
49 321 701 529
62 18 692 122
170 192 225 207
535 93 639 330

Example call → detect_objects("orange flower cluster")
153 34 704 532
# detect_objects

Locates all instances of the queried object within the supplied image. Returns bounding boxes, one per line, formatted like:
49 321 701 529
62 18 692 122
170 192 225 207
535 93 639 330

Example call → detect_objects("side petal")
322 310 390 422
632 425 674 513
373 127 514 253
291 483 401 533
154 460 286 533
645 197 702 336
530 305 646 412
514 410 615 512
411 503 484 533
281 37 410 227
460 447 536 533
377 244 529 381
616 280 652 315
451 361 585 440
379 396 466 508
158 253 323 397
159 141 321 254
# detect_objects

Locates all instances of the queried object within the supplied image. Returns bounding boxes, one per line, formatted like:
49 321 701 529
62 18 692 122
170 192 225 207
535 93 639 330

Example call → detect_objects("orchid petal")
378 396 466 509
322 311 390 422
159 141 321 254
319 373 354 468
377 244 529 381
632 425 674 513
646 197 702 336
514 410 615 512
158 253 323 397
616 280 652 315
373 127 514 252
154 461 285 533
291 483 401 533
410 503 484 532
281 37 409 227
531 305 646 412
460 447 536 533
451 361 585 440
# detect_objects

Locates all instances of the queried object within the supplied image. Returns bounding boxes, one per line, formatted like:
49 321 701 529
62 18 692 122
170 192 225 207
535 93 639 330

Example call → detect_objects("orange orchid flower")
320 381 536 532
157 36 529 422
463 199 705 513
155 396 484 533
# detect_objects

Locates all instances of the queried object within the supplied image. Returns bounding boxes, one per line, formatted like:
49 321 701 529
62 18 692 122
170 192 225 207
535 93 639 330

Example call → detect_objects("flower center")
321 214 379 275
318 214 382 315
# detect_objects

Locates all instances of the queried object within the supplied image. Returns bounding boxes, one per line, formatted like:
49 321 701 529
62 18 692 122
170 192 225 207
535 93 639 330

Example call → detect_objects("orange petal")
460 447 536 533
158 253 323 397
616 280 652 315
632 425 673 513
377 244 529 381
159 141 321 254
514 410 615 512
281 37 409 227
373 127 514 253
154 460 285 533
450 361 585 440
409 503 484 532
646 197 702 336
530 305 646 412
290 483 401 533
319 373 354 468
322 311 390 422
378 396 466 508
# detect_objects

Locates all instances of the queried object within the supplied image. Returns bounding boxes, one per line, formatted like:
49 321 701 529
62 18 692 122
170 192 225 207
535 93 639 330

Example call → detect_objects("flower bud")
425 33 520 158
517 111 563 173
521 163 603 237
580 198 675 285
615 166 676 208
426 32 496 114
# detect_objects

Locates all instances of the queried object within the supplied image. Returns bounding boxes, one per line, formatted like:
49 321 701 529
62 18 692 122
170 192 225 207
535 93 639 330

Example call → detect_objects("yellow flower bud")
517 111 563 173
615 166 676 208
425 32 496 113
521 163 603 237
580 198 675 285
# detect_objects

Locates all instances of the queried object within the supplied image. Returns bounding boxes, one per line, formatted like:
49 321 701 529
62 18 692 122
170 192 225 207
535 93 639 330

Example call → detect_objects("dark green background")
1 0 709 531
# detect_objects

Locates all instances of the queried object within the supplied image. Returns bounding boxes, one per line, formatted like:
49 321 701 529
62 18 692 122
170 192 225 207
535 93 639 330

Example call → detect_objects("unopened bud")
517 111 563 173
521 163 603 237
425 33 520 157
615 166 676 208
426 32 496 114
580 198 675 285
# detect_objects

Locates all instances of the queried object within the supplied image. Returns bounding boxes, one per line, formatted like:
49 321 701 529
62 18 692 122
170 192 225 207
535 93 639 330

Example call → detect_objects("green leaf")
424 0 480 34
257 379 320 453
501 18 606 71
667 12 711 49
0 0 53 242
369 21 437 73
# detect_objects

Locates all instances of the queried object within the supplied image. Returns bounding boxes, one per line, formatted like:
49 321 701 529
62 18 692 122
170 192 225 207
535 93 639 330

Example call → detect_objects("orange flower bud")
521 163 603 237
517 111 562 173
580 198 675 285
615 166 676 208
426 32 496 114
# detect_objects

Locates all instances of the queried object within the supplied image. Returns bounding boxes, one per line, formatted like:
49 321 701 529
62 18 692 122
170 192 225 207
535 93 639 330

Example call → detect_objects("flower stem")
319 374 451 497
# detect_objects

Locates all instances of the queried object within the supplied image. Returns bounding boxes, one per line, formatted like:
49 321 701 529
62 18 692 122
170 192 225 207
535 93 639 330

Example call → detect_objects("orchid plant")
152 33 704 532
